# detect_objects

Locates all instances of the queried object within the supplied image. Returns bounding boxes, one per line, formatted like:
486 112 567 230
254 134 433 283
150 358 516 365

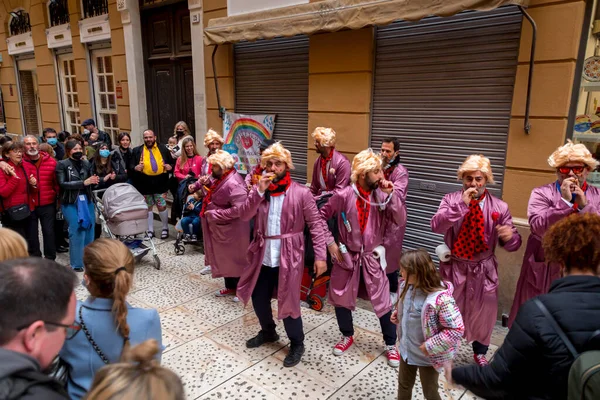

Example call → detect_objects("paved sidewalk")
57 225 506 400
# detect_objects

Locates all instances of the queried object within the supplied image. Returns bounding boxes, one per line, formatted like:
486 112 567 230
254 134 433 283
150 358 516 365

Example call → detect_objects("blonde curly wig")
260 142 295 170
203 129 224 148
351 149 382 183
457 154 495 184
311 127 337 148
548 140 599 170
207 150 235 171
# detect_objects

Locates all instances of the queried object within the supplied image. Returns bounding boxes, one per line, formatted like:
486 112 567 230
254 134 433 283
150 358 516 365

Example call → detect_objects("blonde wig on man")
457 154 495 184
351 148 382 183
260 142 295 170
207 149 235 171
0 227 28 261
203 129 224 148
548 140 599 171
311 127 337 148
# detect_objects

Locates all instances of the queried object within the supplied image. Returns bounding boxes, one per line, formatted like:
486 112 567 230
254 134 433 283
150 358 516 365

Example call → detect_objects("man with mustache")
431 155 521 366
508 141 600 327
320 149 404 367
309 127 350 198
205 142 331 368
22 135 59 260
380 137 409 305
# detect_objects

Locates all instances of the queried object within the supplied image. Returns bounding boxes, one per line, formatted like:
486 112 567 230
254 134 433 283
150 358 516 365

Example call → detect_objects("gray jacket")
0 348 68 400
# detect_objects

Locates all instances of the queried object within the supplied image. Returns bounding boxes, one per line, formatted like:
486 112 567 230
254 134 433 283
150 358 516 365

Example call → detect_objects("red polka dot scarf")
266 171 292 199
451 190 489 260
200 169 234 217
355 185 372 234
320 150 334 189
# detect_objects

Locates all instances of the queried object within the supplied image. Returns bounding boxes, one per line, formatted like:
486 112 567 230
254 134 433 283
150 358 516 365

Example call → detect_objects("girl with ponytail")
59 238 163 400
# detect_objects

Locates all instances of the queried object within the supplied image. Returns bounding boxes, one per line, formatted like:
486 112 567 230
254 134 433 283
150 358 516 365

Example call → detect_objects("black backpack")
535 299 600 400
0 370 68 400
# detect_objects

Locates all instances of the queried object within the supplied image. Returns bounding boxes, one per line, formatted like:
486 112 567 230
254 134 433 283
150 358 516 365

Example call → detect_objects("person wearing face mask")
319 149 403 368
171 121 193 159
379 138 409 306
0 141 39 249
508 141 600 328
431 155 522 366
42 128 65 160
56 140 99 272
22 135 59 261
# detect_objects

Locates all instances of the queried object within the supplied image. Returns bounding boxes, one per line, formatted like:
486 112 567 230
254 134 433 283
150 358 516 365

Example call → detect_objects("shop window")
92 50 118 142
58 55 80 135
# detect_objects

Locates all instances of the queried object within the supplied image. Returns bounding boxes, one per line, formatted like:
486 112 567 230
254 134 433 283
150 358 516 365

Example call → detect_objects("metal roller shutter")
234 36 309 183
370 6 522 258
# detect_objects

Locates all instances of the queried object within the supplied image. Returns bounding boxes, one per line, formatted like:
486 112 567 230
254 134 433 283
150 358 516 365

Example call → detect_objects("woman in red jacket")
0 141 38 249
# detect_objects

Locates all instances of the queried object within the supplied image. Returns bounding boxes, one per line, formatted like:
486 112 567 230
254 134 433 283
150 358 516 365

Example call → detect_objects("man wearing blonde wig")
199 150 249 301
508 140 600 327
206 142 331 368
309 127 351 198
431 155 521 366
320 149 404 367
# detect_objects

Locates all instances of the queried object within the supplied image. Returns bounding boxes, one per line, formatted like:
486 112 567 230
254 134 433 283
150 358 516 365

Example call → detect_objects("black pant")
225 277 240 290
335 307 397 345
3 214 39 256
472 341 489 355
387 270 399 293
31 204 57 260
55 217 68 247
252 265 304 346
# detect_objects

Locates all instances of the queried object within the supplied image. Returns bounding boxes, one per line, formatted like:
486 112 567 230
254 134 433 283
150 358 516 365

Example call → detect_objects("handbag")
4 203 31 221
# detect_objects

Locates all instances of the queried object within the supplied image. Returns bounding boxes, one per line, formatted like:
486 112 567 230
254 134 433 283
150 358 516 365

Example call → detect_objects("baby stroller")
93 183 161 270
173 176 202 256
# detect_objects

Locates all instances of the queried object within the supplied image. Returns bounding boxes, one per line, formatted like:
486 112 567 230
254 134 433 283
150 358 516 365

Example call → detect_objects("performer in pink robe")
199 150 249 301
380 137 409 303
244 139 275 189
508 141 600 327
188 129 224 276
309 127 351 198
431 155 521 366
321 149 405 367
205 142 331 368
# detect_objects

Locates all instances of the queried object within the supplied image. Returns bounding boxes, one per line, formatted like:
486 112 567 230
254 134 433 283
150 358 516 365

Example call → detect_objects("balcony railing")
82 0 108 19
49 0 70 27
9 10 31 36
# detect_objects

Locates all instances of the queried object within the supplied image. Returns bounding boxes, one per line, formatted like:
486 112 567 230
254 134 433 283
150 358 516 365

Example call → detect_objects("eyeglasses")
17 321 81 340
558 166 585 175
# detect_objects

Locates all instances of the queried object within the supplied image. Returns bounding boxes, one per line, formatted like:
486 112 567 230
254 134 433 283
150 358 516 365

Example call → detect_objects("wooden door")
142 1 194 145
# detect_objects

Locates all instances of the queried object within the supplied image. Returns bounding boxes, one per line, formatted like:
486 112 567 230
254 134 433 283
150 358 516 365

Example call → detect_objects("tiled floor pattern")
57 223 507 400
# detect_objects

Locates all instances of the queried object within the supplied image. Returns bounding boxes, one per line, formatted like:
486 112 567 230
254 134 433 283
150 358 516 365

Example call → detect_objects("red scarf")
200 169 233 217
355 184 372 234
266 171 292 198
320 150 334 188
251 165 263 176
452 190 489 260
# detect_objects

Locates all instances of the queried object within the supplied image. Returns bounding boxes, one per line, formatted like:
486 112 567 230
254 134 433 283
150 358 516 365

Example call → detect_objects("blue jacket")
59 297 162 400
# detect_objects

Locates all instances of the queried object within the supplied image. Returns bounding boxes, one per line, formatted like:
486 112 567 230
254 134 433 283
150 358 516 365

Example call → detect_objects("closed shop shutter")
234 36 309 183
370 6 522 258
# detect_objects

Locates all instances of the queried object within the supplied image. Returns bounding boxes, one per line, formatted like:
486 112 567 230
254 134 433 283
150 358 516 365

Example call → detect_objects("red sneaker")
215 288 236 297
474 354 489 366
332 336 354 356
385 345 400 367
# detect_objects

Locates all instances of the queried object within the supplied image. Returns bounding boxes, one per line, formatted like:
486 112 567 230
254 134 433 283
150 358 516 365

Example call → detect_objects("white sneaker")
232 296 240 303
200 265 211 275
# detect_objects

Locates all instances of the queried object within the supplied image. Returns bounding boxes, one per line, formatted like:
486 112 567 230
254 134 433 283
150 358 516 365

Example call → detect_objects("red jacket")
0 160 38 211
25 152 59 207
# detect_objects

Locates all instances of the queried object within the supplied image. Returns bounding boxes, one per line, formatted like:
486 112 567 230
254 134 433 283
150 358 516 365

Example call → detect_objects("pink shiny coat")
208 182 331 320
309 149 351 197
320 185 405 318
431 191 521 345
508 182 600 327
201 170 249 278
383 164 409 273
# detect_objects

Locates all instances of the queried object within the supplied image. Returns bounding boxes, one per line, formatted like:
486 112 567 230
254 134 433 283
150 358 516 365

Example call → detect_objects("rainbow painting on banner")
222 112 275 173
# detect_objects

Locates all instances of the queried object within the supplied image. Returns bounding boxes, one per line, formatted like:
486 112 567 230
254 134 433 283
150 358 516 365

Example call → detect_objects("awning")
204 0 529 45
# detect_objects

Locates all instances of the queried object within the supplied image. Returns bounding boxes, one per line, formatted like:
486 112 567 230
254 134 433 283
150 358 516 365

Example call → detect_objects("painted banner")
222 112 275 174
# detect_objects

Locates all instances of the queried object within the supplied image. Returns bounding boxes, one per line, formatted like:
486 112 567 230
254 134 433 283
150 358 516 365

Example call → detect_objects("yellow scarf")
141 144 165 176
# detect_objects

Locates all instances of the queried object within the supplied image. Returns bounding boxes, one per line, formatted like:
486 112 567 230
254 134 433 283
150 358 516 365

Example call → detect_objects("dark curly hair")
542 213 600 274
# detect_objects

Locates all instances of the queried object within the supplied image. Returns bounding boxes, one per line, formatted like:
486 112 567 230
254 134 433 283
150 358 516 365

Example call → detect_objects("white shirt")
478 197 486 210
261 193 285 268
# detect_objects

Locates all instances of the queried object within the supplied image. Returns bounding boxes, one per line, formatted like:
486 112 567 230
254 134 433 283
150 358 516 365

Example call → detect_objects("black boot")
283 343 305 367
246 330 279 348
